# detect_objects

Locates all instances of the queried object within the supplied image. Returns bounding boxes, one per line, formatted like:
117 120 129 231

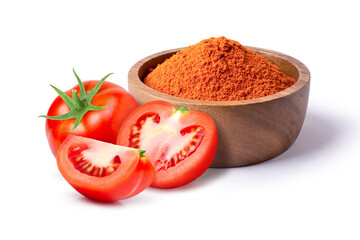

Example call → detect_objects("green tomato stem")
39 69 113 131
137 150 146 157
175 105 189 113
72 89 85 110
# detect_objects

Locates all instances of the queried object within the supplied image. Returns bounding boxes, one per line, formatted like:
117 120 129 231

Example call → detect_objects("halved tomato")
116 101 217 188
57 135 154 202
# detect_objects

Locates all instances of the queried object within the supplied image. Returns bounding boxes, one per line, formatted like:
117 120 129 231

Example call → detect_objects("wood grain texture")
128 47 310 167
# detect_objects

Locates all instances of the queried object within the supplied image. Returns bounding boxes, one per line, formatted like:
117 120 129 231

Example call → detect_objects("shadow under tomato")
190 168 228 187
148 167 227 192
77 196 125 207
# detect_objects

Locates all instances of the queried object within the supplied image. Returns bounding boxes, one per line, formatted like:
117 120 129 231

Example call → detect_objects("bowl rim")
128 46 311 106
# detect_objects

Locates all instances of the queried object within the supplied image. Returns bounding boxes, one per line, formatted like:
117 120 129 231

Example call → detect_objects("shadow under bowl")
128 47 311 168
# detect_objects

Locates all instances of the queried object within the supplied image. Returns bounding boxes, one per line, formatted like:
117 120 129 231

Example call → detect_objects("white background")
1 0 359 239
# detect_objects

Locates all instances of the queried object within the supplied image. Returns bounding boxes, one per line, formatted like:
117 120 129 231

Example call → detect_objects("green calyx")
39 68 113 131
175 105 189 113
137 150 146 157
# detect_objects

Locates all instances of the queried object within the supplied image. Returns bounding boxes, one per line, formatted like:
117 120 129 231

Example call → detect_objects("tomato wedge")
116 101 217 188
57 135 154 202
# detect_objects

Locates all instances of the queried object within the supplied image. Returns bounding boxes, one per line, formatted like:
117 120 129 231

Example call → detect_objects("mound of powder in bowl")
143 36 296 101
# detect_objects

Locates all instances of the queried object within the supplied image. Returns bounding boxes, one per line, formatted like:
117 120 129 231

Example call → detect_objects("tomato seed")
78 161 87 167
82 162 91 169
106 167 114 175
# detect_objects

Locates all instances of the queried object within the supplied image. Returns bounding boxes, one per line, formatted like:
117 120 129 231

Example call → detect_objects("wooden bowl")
128 47 310 168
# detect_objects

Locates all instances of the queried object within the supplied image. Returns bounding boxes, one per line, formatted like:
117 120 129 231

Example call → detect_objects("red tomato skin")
116 101 217 189
152 111 217 189
70 156 155 202
46 80 138 157
57 135 155 202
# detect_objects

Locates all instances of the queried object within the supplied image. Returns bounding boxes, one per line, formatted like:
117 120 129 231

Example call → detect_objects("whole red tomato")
41 69 138 156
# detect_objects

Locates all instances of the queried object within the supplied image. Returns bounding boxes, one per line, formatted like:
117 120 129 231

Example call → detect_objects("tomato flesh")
117 101 217 189
68 143 123 177
129 112 205 171
57 135 154 202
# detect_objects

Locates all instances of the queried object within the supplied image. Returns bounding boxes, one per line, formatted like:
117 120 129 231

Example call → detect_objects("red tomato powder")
144 36 296 101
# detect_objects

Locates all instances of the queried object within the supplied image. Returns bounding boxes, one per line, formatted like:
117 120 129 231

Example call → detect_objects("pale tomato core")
129 111 204 171
68 141 136 177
